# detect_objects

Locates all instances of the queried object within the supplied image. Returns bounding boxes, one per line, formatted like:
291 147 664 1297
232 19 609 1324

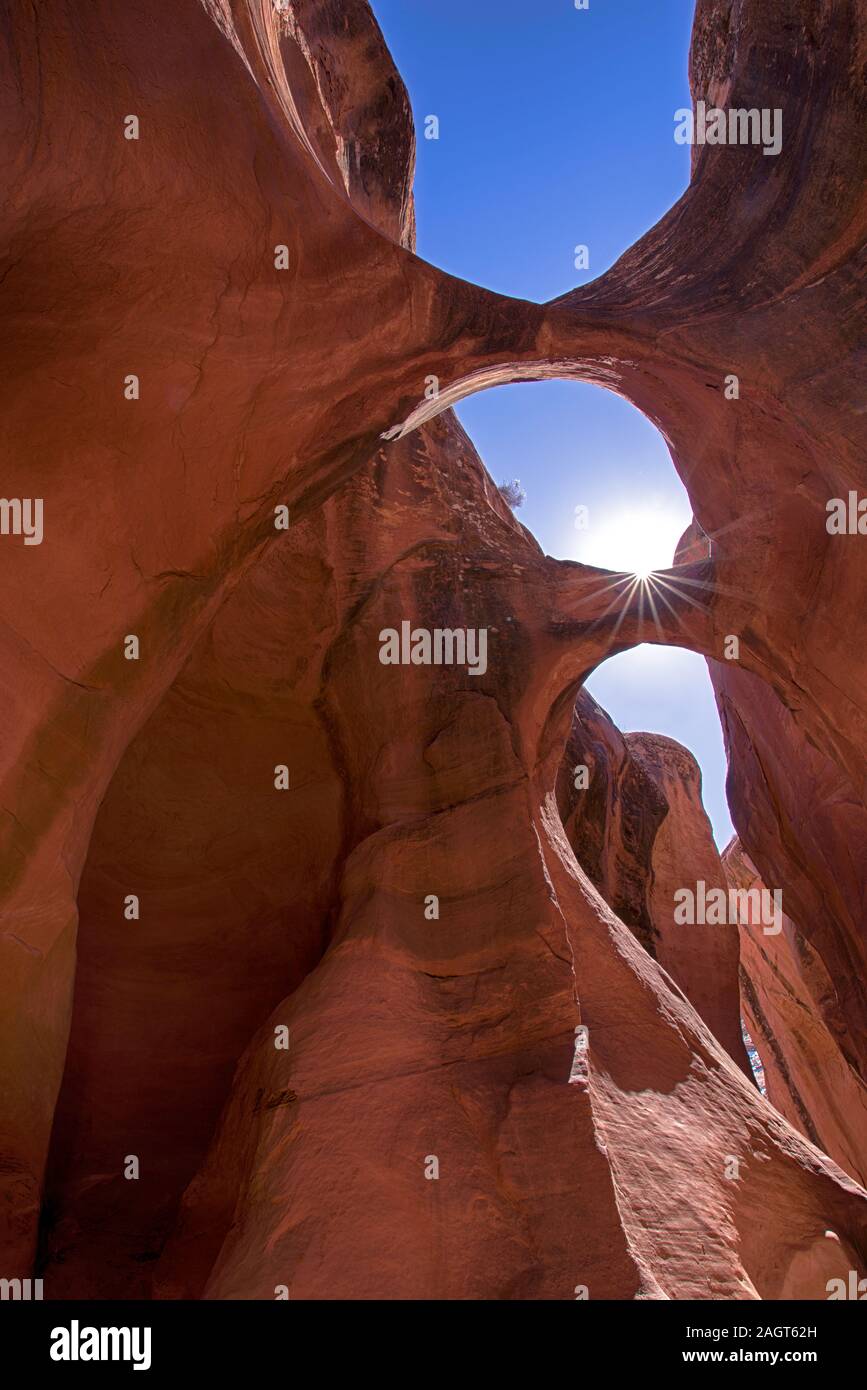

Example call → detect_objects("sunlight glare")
573 505 689 579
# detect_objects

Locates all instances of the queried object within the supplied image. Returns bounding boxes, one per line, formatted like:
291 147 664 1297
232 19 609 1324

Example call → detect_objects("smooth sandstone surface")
726 839 867 1189
0 0 865 1296
558 692 753 1079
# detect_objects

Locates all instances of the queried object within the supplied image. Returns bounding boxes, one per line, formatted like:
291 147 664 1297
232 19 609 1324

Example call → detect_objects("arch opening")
553 644 753 1080
449 376 732 852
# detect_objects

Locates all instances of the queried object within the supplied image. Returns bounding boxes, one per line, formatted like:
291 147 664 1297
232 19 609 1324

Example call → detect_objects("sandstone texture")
0 0 865 1299
558 692 753 1079
726 839 867 1190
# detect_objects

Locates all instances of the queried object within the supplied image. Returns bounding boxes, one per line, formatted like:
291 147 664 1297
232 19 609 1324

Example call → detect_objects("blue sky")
373 0 734 846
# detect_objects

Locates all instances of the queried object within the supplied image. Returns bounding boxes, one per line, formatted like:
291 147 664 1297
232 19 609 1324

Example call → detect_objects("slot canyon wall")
0 0 865 1298
726 839 867 1189
557 690 753 1080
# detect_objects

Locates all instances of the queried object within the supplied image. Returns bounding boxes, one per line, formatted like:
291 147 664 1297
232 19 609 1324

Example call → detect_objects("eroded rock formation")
557 691 752 1079
727 839 867 1189
0 0 864 1299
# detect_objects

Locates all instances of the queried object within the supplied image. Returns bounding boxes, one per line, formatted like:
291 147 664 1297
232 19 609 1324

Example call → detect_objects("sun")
572 506 688 578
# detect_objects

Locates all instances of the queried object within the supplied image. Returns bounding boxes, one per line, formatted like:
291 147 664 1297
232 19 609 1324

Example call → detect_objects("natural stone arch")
40 406 866 1300
2 0 865 1294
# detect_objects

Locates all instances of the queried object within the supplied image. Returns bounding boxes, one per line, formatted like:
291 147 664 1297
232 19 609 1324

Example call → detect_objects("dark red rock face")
1 0 865 1300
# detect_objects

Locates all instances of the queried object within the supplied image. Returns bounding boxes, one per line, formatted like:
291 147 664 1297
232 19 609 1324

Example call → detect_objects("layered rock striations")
0 0 864 1297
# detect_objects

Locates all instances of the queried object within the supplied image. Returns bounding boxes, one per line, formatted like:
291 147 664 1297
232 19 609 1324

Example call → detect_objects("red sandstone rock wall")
558 693 753 1078
0 0 865 1300
726 839 867 1189
150 421 866 1301
714 662 867 1083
